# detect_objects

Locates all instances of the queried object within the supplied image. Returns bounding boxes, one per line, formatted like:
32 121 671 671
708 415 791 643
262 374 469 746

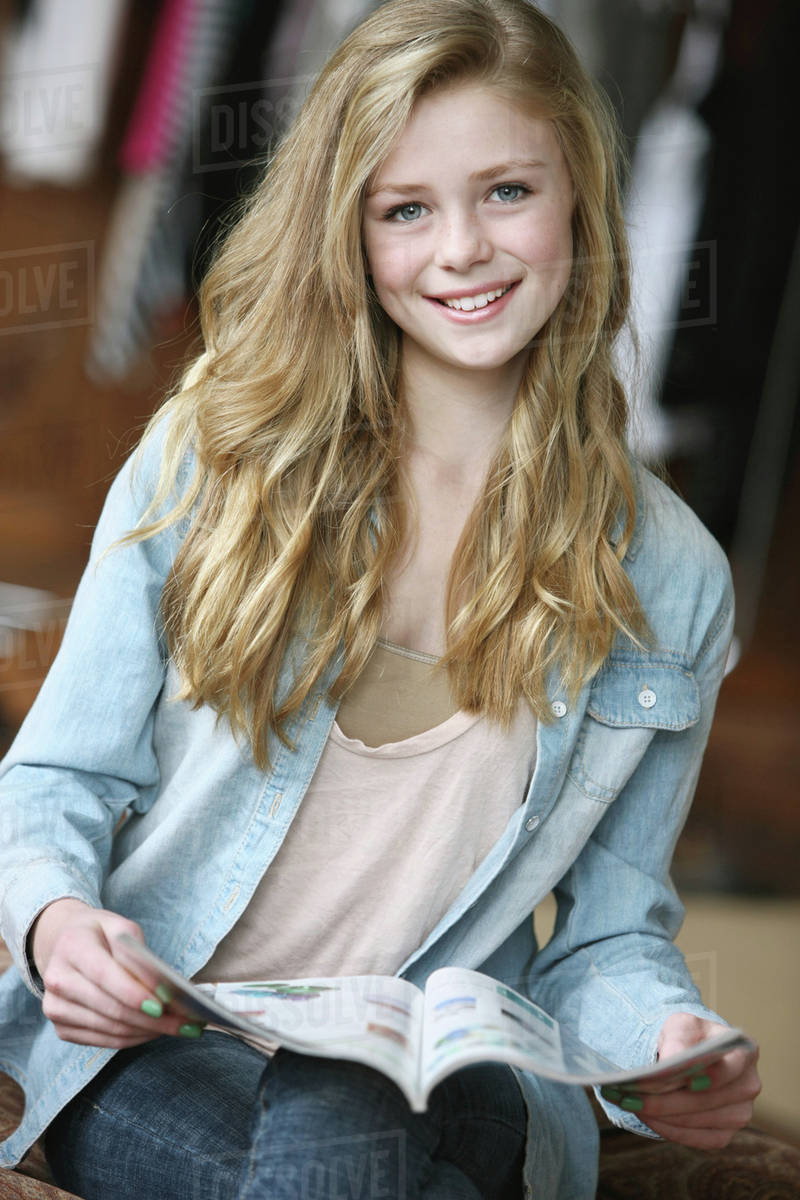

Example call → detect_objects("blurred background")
0 0 797 1142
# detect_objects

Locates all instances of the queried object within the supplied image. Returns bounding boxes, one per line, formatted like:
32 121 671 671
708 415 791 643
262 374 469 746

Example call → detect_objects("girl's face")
362 82 575 388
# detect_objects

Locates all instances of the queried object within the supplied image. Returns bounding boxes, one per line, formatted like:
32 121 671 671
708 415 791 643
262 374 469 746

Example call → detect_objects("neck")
399 342 527 477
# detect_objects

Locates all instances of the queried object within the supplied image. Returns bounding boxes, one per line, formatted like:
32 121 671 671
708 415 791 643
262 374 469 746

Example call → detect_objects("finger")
607 1084 751 1124
635 1071 761 1122
43 988 185 1046
656 1043 758 1094
696 1046 759 1090
43 964 169 1034
44 996 163 1044
641 1100 754 1132
53 936 168 1023
48 1020 159 1049
643 1114 748 1151
42 954 188 1037
622 1071 699 1096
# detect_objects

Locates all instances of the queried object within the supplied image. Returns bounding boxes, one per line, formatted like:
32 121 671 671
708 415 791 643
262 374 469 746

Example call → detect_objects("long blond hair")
128 0 644 768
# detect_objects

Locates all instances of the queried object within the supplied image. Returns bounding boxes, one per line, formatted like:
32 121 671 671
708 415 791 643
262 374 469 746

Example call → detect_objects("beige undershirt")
196 641 537 984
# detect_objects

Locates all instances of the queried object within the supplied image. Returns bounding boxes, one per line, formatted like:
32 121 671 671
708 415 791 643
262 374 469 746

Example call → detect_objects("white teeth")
441 284 512 311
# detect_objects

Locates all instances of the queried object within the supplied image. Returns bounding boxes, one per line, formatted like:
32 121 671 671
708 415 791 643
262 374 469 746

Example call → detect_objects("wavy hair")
127 0 645 768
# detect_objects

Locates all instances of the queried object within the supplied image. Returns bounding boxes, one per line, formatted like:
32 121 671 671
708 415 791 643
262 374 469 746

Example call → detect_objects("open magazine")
115 935 752 1113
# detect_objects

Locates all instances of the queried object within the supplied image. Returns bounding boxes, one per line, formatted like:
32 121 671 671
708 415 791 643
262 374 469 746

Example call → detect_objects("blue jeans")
44 1033 527 1199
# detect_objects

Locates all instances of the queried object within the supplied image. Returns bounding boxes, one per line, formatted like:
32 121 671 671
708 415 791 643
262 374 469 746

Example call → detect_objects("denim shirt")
0 423 733 1194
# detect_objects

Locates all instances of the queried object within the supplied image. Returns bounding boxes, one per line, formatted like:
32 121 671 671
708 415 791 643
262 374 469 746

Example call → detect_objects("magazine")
115 934 752 1113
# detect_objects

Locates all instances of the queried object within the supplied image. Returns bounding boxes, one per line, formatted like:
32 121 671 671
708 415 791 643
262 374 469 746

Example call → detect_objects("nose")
434 208 492 272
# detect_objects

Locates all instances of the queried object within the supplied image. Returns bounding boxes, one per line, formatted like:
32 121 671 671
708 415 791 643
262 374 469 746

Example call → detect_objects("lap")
45 1033 261 1200
44 1033 527 1200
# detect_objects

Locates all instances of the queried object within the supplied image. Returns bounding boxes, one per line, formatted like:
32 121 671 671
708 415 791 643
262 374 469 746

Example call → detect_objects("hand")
31 898 193 1048
604 1013 761 1150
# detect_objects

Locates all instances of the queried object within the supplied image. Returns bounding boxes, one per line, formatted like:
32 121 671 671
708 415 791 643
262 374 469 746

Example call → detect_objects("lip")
424 279 521 321
426 279 520 302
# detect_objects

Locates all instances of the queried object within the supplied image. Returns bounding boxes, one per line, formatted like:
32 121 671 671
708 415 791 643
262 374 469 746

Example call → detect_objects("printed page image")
207 974 424 1090
419 967 753 1097
113 936 425 1098
420 967 567 1096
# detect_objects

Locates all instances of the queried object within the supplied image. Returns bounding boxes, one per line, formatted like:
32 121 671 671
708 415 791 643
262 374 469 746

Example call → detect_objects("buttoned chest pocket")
566 660 700 804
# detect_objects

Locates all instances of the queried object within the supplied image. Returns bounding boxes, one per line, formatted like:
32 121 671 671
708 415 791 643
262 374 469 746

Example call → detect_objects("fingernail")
621 1096 644 1112
155 983 172 1005
600 1086 622 1103
689 1074 711 1092
178 1023 204 1038
140 998 163 1018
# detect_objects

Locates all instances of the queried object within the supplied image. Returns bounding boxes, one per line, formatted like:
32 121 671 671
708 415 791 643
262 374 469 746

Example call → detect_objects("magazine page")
419 967 567 1099
114 935 424 1102
419 967 753 1102
207 975 424 1098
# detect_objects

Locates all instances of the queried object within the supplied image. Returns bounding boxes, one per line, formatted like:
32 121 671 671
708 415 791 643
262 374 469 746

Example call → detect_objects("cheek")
364 231 423 293
523 218 572 274
519 218 574 310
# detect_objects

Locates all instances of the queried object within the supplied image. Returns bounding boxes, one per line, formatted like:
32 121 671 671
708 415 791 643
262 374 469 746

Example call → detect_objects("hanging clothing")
0 0 127 186
85 0 252 381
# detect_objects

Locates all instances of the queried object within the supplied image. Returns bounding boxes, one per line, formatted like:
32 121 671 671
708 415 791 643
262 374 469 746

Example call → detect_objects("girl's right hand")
31 898 190 1048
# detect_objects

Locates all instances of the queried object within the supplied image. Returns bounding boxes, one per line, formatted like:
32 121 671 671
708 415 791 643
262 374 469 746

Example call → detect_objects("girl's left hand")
604 1013 761 1150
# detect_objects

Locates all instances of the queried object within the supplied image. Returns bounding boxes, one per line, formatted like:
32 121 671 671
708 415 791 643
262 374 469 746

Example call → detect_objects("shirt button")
525 815 541 832
638 688 657 709
551 700 567 718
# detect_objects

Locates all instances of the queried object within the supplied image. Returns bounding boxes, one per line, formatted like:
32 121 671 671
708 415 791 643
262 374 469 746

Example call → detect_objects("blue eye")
386 202 425 222
492 184 530 203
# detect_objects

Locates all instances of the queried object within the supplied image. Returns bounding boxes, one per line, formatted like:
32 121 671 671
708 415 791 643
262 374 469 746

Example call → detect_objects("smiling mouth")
433 282 517 312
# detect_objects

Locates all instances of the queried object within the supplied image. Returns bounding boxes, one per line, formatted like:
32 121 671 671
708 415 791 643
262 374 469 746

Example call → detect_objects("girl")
0 1 760 1197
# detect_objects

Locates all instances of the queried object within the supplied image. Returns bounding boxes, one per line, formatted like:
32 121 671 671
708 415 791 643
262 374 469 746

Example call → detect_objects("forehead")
370 82 563 182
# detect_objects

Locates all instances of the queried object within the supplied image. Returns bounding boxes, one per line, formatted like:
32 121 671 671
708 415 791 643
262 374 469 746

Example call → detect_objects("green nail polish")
689 1074 711 1092
600 1086 622 1103
178 1023 204 1038
155 983 172 1005
140 998 163 1018
621 1096 644 1112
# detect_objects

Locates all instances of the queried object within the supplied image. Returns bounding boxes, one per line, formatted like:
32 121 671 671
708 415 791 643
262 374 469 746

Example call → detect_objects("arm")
0 419 192 1001
528 550 760 1140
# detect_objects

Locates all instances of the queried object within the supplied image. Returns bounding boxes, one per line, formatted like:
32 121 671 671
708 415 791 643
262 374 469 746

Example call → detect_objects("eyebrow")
367 158 549 197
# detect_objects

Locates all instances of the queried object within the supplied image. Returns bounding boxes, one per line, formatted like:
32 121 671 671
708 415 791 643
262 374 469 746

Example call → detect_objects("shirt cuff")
593 1000 731 1139
1 862 99 996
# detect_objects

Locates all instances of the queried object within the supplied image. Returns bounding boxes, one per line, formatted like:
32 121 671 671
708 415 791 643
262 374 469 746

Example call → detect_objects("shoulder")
86 397 201 585
104 357 205 532
121 353 207 504
128 408 198 511
628 463 726 569
624 461 733 661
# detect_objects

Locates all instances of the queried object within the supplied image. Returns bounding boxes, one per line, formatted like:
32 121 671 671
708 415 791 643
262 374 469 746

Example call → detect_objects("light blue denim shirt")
0 422 733 1197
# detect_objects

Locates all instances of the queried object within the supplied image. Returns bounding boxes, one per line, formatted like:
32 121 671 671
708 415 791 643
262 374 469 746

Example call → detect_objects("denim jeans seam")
68 1093 245 1175
244 1146 256 1193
